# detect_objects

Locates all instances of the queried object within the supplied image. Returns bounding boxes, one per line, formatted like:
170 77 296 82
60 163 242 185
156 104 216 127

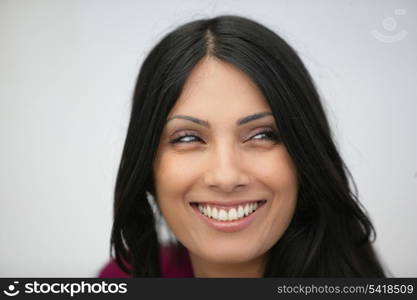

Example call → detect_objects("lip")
190 200 267 233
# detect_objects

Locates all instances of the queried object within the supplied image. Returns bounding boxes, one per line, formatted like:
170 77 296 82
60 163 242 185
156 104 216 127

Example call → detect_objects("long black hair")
110 15 386 277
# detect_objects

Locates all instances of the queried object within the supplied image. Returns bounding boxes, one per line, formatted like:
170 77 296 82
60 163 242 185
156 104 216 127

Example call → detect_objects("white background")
0 0 416 277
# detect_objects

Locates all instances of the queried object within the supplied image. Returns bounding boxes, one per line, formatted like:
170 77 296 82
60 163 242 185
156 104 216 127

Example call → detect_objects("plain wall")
0 0 416 277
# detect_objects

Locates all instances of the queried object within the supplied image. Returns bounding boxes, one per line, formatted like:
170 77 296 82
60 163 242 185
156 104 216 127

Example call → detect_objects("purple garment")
98 246 194 278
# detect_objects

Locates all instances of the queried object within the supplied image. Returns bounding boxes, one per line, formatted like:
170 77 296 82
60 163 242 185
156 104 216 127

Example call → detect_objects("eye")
249 129 281 143
169 133 204 144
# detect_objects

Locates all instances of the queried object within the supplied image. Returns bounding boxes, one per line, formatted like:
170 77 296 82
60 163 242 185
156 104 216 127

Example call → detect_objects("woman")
106 15 386 277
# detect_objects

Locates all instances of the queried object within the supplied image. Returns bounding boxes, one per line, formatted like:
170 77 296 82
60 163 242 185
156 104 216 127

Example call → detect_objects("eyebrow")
166 112 273 127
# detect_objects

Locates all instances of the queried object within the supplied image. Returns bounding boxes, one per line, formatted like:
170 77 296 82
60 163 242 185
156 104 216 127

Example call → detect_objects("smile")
189 200 267 232
194 200 265 221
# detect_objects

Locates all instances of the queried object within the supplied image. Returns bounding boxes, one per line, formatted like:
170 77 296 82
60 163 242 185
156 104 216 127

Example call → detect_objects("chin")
198 242 264 265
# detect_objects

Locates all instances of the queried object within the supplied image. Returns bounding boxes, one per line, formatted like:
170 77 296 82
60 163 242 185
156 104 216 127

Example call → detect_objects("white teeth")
244 204 250 216
212 207 218 219
196 202 262 222
237 206 244 218
219 209 227 221
228 208 237 221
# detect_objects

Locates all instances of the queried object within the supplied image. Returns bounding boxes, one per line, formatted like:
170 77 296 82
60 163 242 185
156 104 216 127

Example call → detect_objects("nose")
203 143 250 193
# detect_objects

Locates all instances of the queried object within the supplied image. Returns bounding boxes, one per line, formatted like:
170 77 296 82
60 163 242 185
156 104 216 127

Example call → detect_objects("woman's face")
153 57 298 268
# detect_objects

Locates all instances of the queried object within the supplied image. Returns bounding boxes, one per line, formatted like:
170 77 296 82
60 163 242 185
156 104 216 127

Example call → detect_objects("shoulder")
160 244 194 278
98 259 131 278
98 244 194 278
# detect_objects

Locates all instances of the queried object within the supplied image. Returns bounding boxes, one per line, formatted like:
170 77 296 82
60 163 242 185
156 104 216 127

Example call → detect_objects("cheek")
247 148 298 240
153 152 200 206
248 148 298 191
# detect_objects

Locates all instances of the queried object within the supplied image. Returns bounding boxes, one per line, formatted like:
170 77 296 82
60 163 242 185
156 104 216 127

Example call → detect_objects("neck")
189 252 267 278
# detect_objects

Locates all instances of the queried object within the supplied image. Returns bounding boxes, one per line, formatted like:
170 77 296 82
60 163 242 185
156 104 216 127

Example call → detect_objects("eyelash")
169 129 280 144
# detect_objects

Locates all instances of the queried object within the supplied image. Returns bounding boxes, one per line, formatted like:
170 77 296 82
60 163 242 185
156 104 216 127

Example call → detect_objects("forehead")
168 57 271 121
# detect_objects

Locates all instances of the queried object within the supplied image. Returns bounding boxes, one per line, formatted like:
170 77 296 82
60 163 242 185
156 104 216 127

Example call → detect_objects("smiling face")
153 57 298 275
